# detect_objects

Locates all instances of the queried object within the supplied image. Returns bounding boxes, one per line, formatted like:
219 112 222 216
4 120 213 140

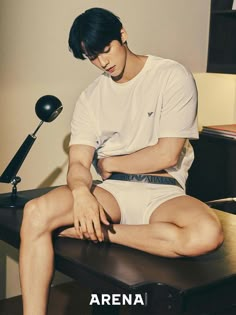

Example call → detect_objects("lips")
106 66 115 73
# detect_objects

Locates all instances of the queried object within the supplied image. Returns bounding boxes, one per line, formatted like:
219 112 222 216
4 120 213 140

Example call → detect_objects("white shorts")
96 179 185 224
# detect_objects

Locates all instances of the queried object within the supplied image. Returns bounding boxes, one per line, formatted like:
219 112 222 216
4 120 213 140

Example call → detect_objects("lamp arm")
0 134 36 183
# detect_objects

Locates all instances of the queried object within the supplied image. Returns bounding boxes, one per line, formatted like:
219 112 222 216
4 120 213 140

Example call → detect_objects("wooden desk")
0 187 236 315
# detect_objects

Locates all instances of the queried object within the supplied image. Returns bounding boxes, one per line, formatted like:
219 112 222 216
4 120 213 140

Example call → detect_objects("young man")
19 7 223 315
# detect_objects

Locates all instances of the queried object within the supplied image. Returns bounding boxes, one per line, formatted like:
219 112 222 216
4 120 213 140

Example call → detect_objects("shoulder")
82 72 110 99
75 73 110 114
147 55 193 80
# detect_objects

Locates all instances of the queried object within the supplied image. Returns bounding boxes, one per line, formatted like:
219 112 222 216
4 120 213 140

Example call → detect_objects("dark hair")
68 8 123 60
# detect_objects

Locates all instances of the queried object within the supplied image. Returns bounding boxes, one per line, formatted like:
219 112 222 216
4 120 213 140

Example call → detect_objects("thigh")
94 180 152 224
29 184 121 231
149 195 219 227
92 184 121 223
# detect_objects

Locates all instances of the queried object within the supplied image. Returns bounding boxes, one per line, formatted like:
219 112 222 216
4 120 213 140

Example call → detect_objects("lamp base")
0 193 29 208
0 176 29 208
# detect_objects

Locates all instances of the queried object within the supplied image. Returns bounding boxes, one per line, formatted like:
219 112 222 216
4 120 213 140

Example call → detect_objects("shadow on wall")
37 133 70 189
37 133 102 189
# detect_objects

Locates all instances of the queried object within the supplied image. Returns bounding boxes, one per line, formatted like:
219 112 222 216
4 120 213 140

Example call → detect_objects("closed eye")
83 45 111 61
103 46 111 54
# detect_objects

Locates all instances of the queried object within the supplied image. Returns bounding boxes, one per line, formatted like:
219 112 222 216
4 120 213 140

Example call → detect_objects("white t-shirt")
70 55 198 189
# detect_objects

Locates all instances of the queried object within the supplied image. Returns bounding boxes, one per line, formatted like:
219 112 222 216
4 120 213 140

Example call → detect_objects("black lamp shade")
35 95 63 122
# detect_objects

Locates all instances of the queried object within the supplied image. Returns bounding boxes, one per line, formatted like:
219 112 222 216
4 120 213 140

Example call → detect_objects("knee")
196 222 223 256
20 199 49 241
180 218 224 257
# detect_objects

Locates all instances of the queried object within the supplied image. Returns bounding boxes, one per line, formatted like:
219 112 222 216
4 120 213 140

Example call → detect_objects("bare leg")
19 185 121 315
20 186 74 315
106 195 224 256
61 194 224 258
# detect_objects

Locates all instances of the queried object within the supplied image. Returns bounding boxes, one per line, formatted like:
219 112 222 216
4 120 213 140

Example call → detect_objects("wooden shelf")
207 1 236 74
212 10 236 14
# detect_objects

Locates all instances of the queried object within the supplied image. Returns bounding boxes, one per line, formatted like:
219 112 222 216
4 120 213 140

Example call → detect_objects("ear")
120 28 128 44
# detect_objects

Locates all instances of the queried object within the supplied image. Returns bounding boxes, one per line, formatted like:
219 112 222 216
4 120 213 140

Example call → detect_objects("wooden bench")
0 187 236 315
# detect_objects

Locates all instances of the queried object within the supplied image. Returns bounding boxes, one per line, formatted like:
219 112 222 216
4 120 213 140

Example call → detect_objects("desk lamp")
0 95 63 208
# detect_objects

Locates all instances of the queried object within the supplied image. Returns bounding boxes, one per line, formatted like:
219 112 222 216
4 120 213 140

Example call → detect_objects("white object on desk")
233 0 236 10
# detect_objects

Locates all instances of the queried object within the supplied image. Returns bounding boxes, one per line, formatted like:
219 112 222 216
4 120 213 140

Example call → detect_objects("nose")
98 54 108 68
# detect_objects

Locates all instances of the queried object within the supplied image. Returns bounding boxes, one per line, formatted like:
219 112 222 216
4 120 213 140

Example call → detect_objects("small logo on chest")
147 112 154 117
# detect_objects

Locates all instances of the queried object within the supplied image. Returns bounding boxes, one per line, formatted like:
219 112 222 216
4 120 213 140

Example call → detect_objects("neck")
113 48 147 83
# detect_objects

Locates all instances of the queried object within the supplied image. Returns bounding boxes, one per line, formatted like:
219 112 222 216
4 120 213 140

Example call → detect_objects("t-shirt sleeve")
158 65 199 139
69 92 99 148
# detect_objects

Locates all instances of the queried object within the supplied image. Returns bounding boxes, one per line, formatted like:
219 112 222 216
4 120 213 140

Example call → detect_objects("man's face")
83 40 127 81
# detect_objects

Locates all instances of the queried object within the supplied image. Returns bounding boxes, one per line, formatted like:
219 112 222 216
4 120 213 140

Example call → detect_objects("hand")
97 158 112 180
72 188 110 242
58 224 112 243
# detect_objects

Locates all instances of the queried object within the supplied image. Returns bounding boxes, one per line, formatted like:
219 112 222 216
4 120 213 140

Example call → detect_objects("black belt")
108 173 182 188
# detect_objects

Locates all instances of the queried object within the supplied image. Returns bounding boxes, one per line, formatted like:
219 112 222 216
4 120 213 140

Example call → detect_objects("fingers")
72 196 109 242
74 216 81 237
59 219 106 243
92 219 104 242
99 206 110 226
78 219 88 238
87 220 102 242
58 227 78 238
87 205 110 241
73 216 103 242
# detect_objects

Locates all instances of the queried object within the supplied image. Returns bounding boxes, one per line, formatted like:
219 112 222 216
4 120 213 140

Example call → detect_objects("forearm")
67 162 93 194
106 147 172 174
101 138 185 175
66 145 110 241
67 144 95 195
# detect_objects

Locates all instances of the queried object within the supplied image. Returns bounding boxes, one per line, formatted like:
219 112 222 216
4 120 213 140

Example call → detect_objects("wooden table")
0 187 236 314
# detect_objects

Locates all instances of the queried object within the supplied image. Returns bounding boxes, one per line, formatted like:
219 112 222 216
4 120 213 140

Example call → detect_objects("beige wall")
0 0 211 193
0 0 213 299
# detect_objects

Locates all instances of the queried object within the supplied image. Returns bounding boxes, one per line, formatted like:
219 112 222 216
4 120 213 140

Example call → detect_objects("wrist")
104 156 116 173
72 185 90 198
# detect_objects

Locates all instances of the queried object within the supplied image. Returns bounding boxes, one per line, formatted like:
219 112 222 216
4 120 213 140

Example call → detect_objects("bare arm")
67 144 109 241
97 137 186 178
67 144 94 192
